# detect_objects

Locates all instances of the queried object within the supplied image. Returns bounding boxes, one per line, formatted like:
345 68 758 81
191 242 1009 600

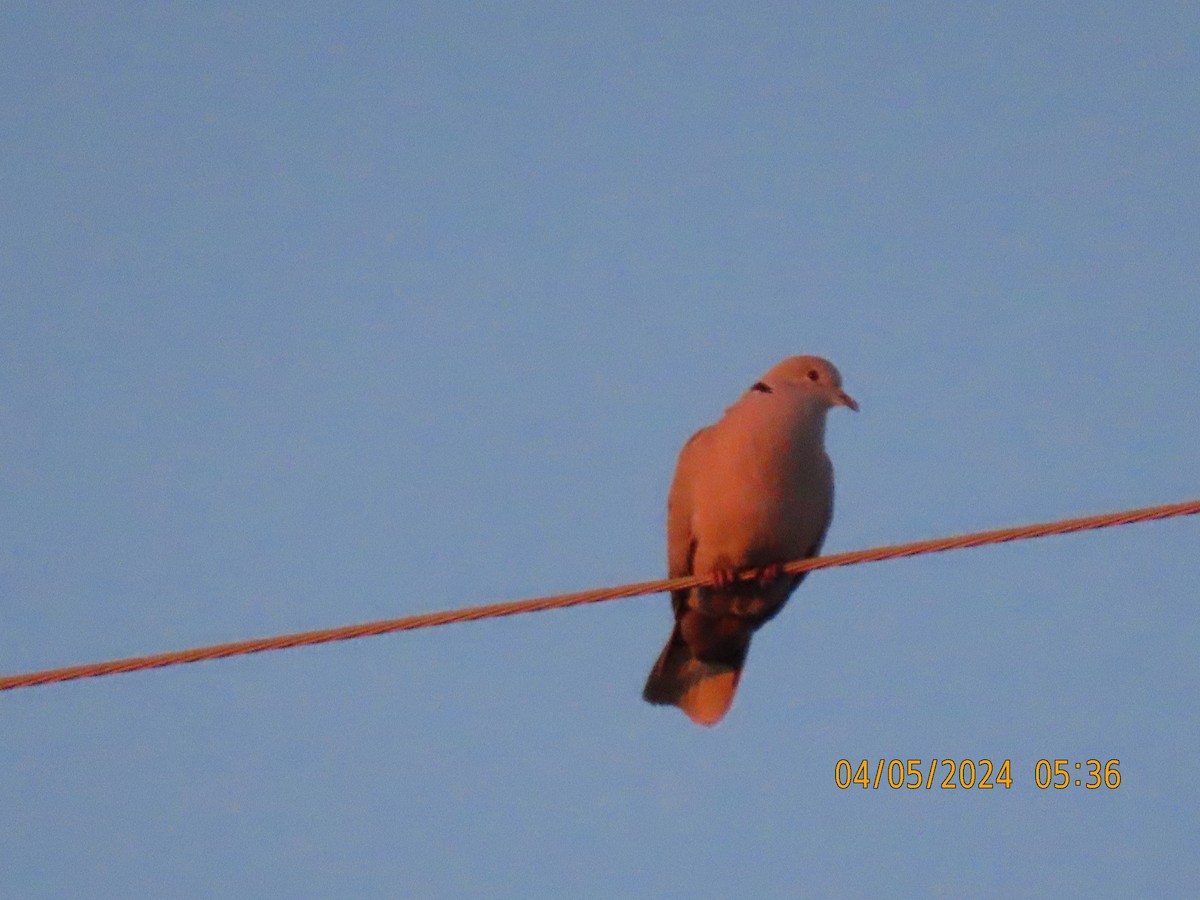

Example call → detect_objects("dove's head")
758 355 859 412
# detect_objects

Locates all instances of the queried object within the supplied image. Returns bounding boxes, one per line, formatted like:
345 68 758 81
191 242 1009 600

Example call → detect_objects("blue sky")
3 3 1198 897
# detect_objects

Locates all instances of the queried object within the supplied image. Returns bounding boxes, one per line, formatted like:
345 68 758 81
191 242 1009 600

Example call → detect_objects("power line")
2 498 1197 693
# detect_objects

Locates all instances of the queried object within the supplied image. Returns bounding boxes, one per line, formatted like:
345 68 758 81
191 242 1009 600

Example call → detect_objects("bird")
642 355 857 726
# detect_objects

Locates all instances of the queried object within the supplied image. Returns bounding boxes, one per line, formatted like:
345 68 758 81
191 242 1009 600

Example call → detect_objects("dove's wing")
666 427 711 610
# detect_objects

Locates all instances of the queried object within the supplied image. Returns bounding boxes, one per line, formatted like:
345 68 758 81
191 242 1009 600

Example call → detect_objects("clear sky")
3 3 1198 897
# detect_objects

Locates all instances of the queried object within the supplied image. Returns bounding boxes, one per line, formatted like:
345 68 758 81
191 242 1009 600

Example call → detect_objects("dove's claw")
710 566 737 590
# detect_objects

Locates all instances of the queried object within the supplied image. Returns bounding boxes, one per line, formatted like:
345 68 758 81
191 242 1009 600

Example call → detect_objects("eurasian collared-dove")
643 355 857 726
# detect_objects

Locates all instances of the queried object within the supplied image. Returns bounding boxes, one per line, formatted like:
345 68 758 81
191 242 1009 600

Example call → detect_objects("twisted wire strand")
3 498 1197 693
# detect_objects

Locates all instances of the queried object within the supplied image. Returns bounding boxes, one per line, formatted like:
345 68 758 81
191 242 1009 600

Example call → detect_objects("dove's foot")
710 565 738 590
728 564 787 617
712 561 785 588
757 562 783 583
685 561 741 615
692 559 787 617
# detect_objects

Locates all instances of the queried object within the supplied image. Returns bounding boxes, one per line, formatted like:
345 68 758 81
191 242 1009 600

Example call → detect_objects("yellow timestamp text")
833 758 1121 790
1032 758 1121 789
835 758 1012 789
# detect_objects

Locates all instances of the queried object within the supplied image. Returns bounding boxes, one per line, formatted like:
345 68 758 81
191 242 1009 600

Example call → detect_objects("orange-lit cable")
2 498 1197 693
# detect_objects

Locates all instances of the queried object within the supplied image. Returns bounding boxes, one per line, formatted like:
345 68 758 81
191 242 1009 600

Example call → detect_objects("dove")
642 355 857 726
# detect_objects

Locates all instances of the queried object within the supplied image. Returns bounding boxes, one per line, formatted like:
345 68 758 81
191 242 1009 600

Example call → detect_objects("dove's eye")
806 370 820 382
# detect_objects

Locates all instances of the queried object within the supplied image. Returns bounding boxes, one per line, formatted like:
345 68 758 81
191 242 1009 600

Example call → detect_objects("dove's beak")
835 390 859 412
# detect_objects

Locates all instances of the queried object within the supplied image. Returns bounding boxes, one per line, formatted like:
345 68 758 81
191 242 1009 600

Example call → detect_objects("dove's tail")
642 625 747 727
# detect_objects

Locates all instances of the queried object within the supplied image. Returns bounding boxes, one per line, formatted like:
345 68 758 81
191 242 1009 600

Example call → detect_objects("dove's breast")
689 399 833 573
